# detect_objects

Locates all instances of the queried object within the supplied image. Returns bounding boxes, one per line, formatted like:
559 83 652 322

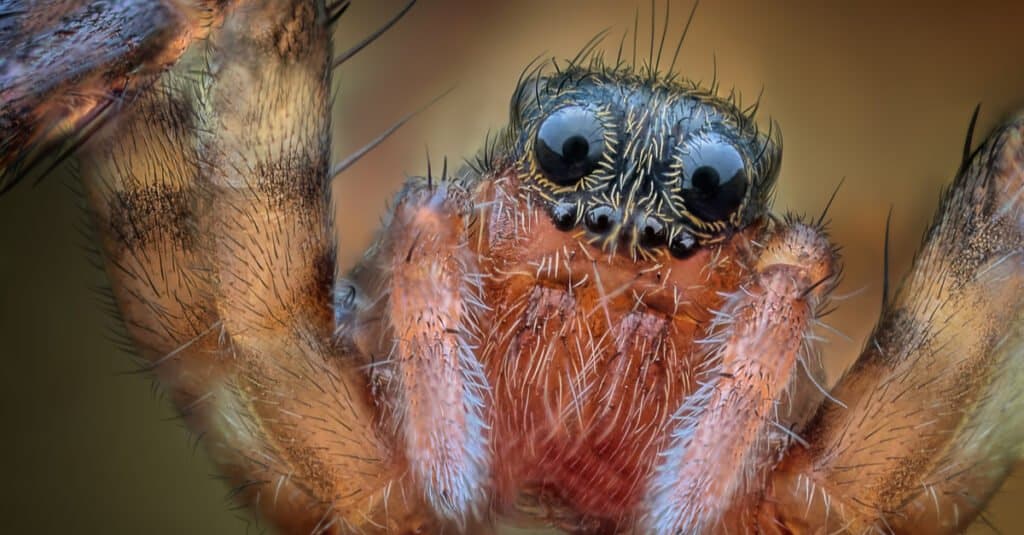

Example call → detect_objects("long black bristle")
960 103 982 175
668 0 700 77
331 87 453 180
332 0 417 69
816 176 846 228
882 206 894 310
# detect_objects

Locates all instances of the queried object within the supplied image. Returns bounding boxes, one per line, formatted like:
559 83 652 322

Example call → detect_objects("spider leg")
761 114 1024 534
0 0 230 189
79 36 214 400
644 221 839 533
80 2 436 532
342 178 491 524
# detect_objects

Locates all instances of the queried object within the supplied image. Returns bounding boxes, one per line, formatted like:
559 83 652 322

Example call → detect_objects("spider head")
497 65 780 260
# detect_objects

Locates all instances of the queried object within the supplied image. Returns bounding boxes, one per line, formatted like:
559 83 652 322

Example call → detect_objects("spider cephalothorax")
498 63 780 261
337 52 837 531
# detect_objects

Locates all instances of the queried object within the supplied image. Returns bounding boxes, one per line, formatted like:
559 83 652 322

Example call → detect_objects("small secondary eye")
550 203 577 231
638 216 666 247
681 138 749 222
584 205 618 234
669 231 698 259
535 106 606 185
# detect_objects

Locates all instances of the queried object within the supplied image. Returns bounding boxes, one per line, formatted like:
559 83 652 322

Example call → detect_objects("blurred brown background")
1 1 1022 532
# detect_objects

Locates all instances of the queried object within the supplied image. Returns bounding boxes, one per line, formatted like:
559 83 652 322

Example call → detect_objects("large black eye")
534 106 606 185
681 138 749 222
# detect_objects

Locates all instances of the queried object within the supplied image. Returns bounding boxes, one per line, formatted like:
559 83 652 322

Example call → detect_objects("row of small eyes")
533 105 750 223
550 201 701 258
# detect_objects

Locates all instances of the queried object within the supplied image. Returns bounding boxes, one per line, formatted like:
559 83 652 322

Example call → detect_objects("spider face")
504 68 780 260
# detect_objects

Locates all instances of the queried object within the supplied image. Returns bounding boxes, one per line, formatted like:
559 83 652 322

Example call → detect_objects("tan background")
0 1 1022 532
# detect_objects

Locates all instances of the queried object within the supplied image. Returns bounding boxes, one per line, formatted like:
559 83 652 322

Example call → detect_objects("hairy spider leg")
0 0 232 189
762 114 1024 534
79 2 434 532
349 178 492 524
645 220 839 533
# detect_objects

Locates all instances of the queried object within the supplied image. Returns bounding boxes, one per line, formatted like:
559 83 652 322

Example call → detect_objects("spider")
1 1 1023 533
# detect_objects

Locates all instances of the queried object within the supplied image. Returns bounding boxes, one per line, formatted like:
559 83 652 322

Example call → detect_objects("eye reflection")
638 216 666 247
550 202 577 231
585 205 618 234
534 106 606 186
669 231 698 259
680 138 749 222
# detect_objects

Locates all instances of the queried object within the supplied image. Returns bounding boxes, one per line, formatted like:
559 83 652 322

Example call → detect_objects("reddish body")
477 176 738 521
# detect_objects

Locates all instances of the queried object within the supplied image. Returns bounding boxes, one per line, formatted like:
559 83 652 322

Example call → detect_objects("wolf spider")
2 1 1023 533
